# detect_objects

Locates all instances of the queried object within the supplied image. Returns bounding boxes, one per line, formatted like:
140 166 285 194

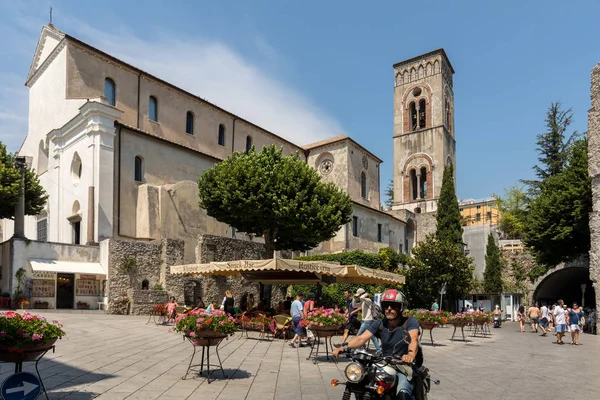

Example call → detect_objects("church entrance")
57 273 75 309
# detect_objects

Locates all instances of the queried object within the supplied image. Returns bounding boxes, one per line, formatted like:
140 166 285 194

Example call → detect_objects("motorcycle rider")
333 289 419 399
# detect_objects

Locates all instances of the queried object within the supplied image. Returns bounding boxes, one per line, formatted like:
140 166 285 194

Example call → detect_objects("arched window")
218 124 226 146
186 111 194 135
360 172 367 199
149 96 158 122
409 102 417 131
445 100 452 132
419 167 428 199
71 152 82 183
410 169 418 200
104 78 116 106
246 136 253 152
418 99 426 129
141 279 149 290
134 156 143 182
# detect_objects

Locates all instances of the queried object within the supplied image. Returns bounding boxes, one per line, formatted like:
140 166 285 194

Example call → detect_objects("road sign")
1 372 41 400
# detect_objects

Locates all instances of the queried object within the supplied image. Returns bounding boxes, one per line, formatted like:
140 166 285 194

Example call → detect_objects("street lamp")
581 284 587 308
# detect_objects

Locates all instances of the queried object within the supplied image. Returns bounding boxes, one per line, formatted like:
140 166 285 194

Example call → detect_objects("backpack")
371 302 383 320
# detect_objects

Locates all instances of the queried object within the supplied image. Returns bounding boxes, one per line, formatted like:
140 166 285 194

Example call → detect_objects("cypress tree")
483 232 503 294
435 163 462 244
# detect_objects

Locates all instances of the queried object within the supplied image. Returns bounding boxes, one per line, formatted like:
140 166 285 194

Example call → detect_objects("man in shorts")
528 302 540 333
539 302 550 336
553 299 567 344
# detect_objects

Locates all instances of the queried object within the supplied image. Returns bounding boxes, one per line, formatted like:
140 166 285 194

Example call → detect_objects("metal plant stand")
182 335 227 383
1 344 55 400
306 328 339 364
450 322 468 342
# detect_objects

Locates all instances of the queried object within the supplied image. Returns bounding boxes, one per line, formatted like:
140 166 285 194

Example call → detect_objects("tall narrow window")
149 96 158 122
134 156 143 182
410 169 418 200
218 124 225 146
409 102 417 131
418 99 426 129
186 111 194 135
377 224 382 242
352 216 359 237
419 167 428 199
246 136 253 152
72 221 81 245
104 78 116 106
37 218 47 242
360 172 367 199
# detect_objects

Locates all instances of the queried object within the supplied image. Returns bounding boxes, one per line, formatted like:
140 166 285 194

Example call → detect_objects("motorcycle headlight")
344 363 364 383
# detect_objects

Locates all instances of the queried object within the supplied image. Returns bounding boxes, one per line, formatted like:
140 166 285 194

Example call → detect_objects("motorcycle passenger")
333 289 419 400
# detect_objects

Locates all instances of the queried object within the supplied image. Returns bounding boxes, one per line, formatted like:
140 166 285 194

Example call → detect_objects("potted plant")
239 314 275 333
76 301 89 310
152 304 168 316
174 310 236 346
472 311 492 325
0 311 66 362
301 307 346 337
34 301 49 310
19 298 30 310
448 312 472 326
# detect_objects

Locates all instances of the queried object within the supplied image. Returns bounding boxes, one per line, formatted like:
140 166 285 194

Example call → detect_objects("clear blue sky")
1 0 599 202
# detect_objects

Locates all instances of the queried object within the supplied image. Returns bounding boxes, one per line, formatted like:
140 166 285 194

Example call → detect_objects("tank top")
223 296 235 314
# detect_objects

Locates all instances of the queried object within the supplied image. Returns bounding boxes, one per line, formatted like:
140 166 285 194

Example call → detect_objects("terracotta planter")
418 321 437 330
448 321 469 327
0 338 58 362
310 325 342 338
188 331 227 347
197 330 228 338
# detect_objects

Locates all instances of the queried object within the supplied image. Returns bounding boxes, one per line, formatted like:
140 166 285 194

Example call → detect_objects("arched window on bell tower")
419 166 428 199
410 169 418 200
418 99 426 129
409 102 417 131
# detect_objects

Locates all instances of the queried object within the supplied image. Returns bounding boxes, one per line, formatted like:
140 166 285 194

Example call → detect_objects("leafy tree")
523 102 577 191
198 145 353 256
493 185 528 239
384 179 394 209
523 138 591 266
0 142 47 220
404 235 474 309
483 233 503 294
435 163 462 244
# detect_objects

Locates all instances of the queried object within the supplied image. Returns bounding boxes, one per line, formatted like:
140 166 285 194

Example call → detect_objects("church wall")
232 120 305 156
307 143 350 194
347 142 381 209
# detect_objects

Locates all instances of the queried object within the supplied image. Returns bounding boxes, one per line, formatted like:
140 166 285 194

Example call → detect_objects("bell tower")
391 49 456 214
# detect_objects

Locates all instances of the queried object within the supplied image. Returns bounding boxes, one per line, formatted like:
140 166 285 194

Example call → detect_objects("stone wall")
414 212 437 244
588 63 600 327
501 249 537 303
127 289 169 315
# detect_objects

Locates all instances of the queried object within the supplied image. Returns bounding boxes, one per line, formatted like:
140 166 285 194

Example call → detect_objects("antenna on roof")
49 7 53 27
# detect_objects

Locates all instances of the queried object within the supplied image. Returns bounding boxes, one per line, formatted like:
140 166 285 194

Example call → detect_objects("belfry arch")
531 258 594 308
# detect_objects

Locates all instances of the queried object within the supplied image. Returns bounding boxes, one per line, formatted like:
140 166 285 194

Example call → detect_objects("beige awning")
30 259 107 275
170 257 404 285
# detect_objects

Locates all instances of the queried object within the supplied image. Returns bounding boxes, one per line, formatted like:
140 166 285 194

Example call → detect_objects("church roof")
393 48 455 74
303 135 383 163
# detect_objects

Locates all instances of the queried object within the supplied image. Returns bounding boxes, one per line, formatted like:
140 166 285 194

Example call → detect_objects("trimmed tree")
0 142 47 220
483 232 503 294
435 162 462 244
198 145 353 256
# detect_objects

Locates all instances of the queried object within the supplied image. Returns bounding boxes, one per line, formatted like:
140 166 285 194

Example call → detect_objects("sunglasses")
382 303 402 310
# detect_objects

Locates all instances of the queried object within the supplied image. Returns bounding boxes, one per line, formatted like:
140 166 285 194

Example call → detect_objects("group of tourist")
516 300 592 345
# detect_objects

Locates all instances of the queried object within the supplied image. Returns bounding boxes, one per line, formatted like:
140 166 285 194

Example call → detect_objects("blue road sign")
1 372 41 400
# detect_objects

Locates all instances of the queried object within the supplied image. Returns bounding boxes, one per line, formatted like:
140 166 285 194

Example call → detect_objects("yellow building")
459 198 500 227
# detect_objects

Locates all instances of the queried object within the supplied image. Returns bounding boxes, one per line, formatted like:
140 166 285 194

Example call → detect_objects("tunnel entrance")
533 267 595 308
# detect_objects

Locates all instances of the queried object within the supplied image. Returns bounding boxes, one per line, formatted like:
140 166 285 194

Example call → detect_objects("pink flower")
32 334 43 341
189 332 196 337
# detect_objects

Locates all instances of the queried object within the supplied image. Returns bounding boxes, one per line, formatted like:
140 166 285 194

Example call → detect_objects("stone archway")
183 279 203 306
531 257 594 307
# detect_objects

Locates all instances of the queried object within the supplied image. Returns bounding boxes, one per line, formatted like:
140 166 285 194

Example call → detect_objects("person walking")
289 293 305 348
340 290 360 345
528 303 540 333
554 299 567 344
220 290 235 315
539 302 550 337
431 298 439 312
354 288 381 353
568 302 584 345
517 305 526 332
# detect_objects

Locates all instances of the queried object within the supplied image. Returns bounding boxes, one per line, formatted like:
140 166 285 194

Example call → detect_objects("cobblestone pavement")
2 313 598 399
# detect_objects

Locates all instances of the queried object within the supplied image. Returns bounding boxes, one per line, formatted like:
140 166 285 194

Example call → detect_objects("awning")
30 259 107 275
170 257 404 285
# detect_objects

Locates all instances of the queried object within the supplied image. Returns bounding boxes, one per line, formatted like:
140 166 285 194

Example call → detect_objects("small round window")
412 87 422 97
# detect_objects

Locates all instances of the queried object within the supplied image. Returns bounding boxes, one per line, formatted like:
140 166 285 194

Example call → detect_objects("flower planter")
310 325 342 338
34 304 49 310
418 321 437 330
0 338 58 363
188 331 227 347
448 321 470 327
77 303 89 310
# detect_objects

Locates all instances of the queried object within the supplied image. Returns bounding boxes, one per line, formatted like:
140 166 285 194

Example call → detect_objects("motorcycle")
332 348 439 400
493 314 501 328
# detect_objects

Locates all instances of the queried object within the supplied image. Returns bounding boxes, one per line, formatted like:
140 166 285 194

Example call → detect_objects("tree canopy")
198 145 353 255
0 142 47 220
435 162 462 244
494 184 528 239
483 232 503 294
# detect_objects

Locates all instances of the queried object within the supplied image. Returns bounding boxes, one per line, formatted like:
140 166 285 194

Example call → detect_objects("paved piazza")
2 313 598 400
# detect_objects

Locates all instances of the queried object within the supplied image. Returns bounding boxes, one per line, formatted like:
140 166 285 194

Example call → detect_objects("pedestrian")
553 299 567 344
568 302 584 345
354 288 381 353
539 302 550 337
304 293 316 345
517 305 526 332
288 293 305 348
431 298 439 312
340 290 360 345
528 302 540 333
220 290 235 315
167 296 178 321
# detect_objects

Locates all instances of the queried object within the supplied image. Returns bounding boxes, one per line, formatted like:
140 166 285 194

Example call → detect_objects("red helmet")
380 289 407 313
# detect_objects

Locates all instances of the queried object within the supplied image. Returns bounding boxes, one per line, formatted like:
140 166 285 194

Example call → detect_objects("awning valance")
30 259 107 276
170 257 404 285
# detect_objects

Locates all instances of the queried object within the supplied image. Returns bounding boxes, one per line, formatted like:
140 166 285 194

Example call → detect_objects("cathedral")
0 24 456 307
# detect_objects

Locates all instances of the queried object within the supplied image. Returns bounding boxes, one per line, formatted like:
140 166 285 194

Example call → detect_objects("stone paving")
1 313 598 399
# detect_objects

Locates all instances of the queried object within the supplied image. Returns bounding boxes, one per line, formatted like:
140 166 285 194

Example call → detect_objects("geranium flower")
32 334 43 341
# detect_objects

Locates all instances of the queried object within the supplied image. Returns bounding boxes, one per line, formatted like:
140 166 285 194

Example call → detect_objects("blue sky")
1 0 599 202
